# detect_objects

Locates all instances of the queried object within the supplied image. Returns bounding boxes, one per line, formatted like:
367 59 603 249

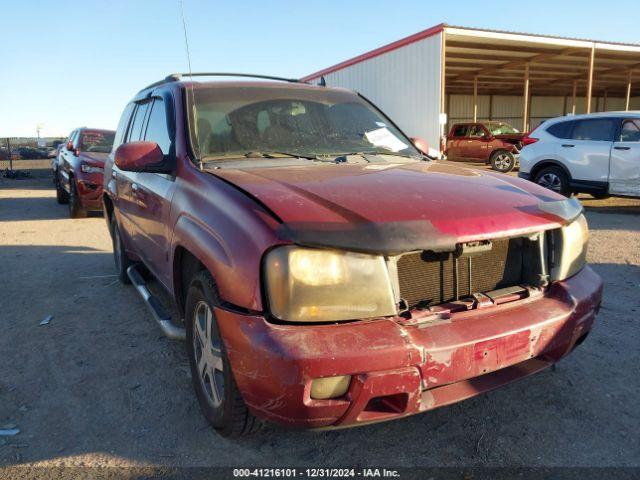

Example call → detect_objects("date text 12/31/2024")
233 468 400 478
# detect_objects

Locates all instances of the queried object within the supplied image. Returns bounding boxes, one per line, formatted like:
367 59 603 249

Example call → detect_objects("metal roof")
302 24 640 98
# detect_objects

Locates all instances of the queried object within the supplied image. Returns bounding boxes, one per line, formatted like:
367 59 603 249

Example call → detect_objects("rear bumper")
216 266 602 429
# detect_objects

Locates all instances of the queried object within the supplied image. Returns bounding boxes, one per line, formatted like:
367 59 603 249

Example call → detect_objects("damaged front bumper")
216 266 602 429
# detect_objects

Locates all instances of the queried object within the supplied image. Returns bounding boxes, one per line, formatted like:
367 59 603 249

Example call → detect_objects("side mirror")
115 141 167 172
410 137 430 156
484 134 494 141
66 141 73 151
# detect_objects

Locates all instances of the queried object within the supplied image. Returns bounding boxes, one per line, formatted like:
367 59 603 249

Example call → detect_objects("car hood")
210 161 570 254
79 151 109 165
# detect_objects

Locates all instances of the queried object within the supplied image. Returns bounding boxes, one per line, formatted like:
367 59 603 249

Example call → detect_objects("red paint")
114 141 164 171
56 127 115 212
103 80 602 430
446 122 527 163
216 266 602 428
300 24 445 82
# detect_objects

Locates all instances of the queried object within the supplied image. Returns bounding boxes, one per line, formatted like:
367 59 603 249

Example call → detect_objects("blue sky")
2 0 638 137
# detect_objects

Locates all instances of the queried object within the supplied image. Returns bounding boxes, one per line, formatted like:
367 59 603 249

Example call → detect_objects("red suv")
55 128 115 217
104 74 602 436
445 121 527 172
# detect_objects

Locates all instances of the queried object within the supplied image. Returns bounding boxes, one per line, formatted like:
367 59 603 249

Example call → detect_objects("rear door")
124 95 177 287
558 118 616 183
446 124 468 160
609 118 640 197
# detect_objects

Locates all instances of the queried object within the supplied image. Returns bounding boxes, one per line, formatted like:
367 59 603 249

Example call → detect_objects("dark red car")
103 74 602 436
445 121 527 172
55 127 115 217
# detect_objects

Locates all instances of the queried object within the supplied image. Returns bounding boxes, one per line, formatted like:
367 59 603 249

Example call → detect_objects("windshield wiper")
322 151 421 161
202 151 316 162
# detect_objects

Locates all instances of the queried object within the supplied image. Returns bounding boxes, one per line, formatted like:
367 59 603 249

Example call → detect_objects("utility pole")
6 138 13 172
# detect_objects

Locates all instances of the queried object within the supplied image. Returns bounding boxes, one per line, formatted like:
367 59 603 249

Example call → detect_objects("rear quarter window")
546 120 573 139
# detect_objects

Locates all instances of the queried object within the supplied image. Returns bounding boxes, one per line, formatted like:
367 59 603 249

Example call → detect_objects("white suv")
519 112 640 198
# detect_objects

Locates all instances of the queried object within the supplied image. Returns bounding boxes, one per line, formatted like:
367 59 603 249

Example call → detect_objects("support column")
571 80 577 114
522 63 530 132
603 89 608 111
586 45 595 113
440 29 447 145
473 76 478 122
626 70 632 111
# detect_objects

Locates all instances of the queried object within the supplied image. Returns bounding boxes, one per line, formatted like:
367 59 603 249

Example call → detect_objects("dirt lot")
1 165 639 472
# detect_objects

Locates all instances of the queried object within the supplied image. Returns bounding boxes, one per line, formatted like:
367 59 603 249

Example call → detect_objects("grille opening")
397 236 545 310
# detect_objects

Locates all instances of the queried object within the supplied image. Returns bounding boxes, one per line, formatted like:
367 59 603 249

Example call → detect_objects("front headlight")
551 213 589 281
264 246 396 322
80 163 104 174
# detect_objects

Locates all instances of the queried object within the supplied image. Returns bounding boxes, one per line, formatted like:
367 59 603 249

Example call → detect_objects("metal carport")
302 24 640 152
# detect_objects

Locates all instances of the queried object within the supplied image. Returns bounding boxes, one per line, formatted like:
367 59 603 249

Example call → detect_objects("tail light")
521 134 539 146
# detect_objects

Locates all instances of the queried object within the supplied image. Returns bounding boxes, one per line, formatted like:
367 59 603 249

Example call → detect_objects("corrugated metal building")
301 24 640 152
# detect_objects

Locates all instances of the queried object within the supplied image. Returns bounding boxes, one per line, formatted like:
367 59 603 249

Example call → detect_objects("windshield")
486 122 520 135
80 130 115 153
186 85 422 162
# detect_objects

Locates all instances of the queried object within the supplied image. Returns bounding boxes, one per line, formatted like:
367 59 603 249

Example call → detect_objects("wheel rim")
193 301 224 408
538 172 562 192
494 154 512 171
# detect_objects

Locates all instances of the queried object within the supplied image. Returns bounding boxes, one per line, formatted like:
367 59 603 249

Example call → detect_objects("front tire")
534 166 570 197
490 150 516 173
55 173 69 205
185 270 261 437
68 179 86 218
111 215 132 284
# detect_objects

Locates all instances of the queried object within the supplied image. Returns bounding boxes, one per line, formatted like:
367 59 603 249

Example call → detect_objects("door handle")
614 146 631 150
561 144 575 148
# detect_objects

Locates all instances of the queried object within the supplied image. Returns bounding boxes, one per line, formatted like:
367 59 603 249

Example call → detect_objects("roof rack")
138 72 304 93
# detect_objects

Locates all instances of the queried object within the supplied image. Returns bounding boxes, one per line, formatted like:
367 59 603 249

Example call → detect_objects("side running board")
127 265 186 341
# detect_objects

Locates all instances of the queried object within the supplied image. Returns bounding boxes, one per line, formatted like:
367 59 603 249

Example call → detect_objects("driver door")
463 124 487 160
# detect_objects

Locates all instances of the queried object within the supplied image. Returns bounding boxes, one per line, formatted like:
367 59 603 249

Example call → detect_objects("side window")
113 103 135 149
619 119 640 142
468 125 485 138
570 119 615 141
546 121 573 139
127 102 150 142
143 99 171 154
452 125 468 137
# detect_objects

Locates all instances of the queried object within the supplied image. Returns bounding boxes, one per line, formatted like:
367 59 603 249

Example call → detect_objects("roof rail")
138 72 304 93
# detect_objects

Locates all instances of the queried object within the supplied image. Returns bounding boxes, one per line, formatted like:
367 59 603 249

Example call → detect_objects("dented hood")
210 161 570 254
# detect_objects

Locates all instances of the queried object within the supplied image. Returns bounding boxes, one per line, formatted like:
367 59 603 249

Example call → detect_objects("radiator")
397 238 525 309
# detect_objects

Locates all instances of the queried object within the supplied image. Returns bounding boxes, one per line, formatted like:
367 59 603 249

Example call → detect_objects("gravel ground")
0 169 639 473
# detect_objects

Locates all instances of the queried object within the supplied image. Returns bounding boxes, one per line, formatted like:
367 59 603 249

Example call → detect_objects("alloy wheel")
537 172 562 192
192 301 225 408
494 153 512 171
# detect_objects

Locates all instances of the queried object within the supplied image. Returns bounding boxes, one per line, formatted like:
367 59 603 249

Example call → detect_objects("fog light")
310 375 351 400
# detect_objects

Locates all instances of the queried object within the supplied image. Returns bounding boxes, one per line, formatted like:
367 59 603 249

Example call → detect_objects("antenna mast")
179 0 202 170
